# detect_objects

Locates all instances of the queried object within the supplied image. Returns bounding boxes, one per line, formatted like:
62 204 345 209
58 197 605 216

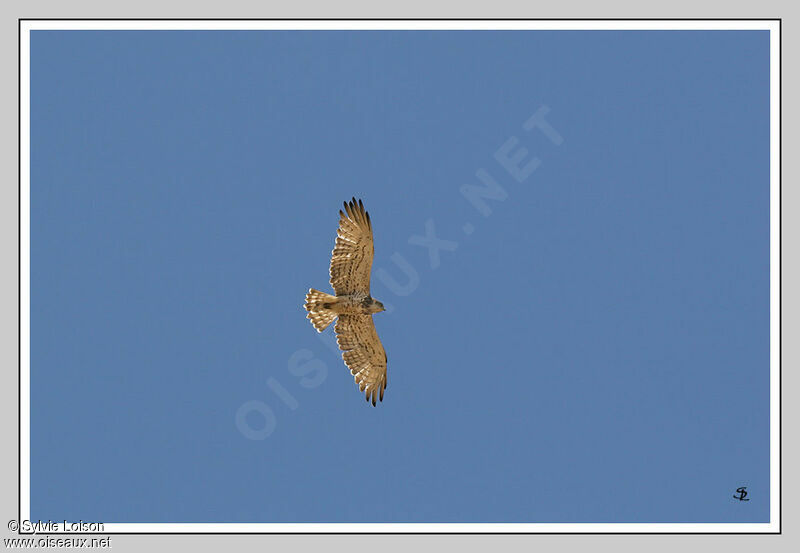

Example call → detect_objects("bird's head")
371 299 386 313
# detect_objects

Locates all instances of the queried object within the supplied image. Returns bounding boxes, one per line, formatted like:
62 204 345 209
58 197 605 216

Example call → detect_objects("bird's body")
303 198 388 406
324 291 383 315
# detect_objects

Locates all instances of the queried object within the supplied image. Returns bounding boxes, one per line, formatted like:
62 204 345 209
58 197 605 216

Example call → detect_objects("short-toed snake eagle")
304 198 388 406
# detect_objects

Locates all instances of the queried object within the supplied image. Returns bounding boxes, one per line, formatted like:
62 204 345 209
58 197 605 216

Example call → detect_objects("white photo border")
18 18 781 535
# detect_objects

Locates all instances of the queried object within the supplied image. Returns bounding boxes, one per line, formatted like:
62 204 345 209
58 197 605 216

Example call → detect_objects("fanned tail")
304 288 338 332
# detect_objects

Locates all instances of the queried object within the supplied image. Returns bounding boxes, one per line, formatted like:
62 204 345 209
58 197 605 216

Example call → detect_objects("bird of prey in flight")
304 198 388 406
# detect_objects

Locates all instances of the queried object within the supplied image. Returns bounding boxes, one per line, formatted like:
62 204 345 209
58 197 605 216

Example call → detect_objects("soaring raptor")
304 198 388 406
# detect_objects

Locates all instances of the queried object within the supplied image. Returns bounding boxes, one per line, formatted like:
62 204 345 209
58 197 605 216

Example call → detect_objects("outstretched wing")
330 198 374 295
335 314 387 406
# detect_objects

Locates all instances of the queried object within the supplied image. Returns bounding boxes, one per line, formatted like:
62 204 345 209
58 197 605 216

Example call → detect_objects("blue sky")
30 30 770 523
